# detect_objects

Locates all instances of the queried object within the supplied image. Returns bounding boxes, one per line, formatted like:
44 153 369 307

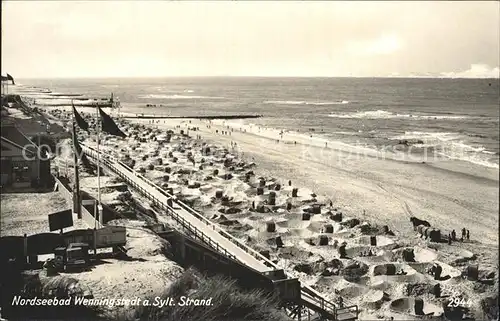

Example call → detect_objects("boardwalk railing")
81 144 358 320
82 145 278 270
82 146 241 262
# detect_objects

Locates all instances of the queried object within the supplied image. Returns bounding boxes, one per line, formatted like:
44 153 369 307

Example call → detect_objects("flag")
6 73 15 85
98 106 126 138
72 103 89 132
72 121 93 172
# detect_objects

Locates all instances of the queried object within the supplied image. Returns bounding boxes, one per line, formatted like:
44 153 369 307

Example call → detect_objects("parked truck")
53 243 90 272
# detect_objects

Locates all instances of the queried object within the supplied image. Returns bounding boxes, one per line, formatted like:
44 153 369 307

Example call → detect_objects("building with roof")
1 123 51 190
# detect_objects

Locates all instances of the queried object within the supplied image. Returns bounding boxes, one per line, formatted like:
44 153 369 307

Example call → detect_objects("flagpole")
71 104 81 219
96 103 102 226
37 134 41 186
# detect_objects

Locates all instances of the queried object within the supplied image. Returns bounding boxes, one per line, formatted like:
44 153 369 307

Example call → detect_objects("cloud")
347 34 402 56
440 64 500 78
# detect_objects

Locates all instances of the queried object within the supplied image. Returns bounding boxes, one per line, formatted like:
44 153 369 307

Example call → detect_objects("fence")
53 175 102 229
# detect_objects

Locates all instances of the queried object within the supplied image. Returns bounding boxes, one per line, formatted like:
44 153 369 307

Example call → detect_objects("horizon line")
5 75 500 80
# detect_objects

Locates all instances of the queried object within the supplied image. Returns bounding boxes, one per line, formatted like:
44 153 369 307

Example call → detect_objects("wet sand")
131 118 499 245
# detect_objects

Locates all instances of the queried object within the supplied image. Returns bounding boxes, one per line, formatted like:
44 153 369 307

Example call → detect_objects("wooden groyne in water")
124 114 263 120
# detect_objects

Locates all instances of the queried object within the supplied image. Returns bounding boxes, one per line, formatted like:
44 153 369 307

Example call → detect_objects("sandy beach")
132 117 499 245
2 89 498 320
36 102 498 320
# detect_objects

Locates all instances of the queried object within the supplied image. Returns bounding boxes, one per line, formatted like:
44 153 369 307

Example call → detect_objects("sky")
2 1 499 78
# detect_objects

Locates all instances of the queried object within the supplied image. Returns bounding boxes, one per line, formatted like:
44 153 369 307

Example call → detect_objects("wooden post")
37 134 41 187
93 228 97 255
94 200 98 229
180 234 186 261
23 234 28 265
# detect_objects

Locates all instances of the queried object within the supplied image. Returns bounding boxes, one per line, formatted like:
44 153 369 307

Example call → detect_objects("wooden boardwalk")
81 145 358 321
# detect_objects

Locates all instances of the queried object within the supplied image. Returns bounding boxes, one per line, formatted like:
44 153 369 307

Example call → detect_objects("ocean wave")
392 131 460 142
465 133 489 139
264 100 349 106
390 131 498 168
436 152 499 169
138 94 224 99
233 121 498 169
153 88 195 93
391 132 492 150
331 131 361 136
328 110 471 120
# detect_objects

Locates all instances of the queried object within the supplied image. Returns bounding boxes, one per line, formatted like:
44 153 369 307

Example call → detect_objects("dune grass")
118 268 289 321
0 266 104 320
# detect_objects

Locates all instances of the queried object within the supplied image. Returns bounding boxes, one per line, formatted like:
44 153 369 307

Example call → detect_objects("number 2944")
448 296 472 308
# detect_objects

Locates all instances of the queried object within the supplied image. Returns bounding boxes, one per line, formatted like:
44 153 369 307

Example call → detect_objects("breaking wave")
264 100 349 106
328 110 471 120
390 131 499 168
138 94 224 99
391 131 460 143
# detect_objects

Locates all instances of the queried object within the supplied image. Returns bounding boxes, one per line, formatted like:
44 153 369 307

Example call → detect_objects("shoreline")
124 114 263 119
130 117 499 245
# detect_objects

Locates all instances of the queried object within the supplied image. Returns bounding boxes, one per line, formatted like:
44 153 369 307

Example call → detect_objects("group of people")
448 227 470 244
359 249 374 257
215 129 231 136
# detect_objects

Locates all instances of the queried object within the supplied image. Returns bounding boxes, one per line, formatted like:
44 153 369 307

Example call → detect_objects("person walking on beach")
288 180 292 186
461 228 466 239
466 230 470 240
448 234 452 245
451 229 456 241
